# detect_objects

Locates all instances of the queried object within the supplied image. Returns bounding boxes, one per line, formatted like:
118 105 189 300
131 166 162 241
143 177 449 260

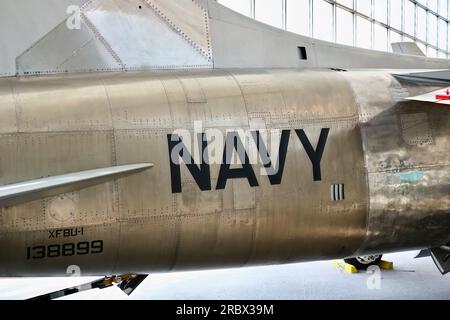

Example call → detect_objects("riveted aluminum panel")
0 69 447 276
15 0 213 76
345 71 450 254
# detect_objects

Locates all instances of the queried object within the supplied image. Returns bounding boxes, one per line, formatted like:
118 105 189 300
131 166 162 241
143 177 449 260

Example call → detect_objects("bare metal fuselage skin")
0 69 448 276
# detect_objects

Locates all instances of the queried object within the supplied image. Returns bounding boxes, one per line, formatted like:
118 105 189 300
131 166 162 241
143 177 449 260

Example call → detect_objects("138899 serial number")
26 240 103 260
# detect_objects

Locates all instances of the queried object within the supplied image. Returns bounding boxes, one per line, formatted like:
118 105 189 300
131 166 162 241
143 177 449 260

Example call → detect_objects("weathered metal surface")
15 0 213 75
345 71 450 255
0 69 447 276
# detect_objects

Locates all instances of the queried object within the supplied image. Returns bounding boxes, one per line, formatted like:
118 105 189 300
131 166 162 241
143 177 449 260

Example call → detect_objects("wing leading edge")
0 163 153 207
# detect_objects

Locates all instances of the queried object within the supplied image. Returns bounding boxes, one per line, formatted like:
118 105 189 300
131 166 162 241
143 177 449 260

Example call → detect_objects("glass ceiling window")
389 0 403 31
255 0 283 28
286 0 310 36
218 0 450 58
336 7 354 46
374 0 388 24
313 0 334 42
404 0 416 37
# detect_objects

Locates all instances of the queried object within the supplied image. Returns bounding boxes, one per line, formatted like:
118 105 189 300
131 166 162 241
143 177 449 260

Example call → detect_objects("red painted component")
436 88 450 100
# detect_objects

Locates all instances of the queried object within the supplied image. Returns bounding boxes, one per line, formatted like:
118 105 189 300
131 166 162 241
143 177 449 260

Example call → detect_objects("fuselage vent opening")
298 46 307 60
330 68 348 72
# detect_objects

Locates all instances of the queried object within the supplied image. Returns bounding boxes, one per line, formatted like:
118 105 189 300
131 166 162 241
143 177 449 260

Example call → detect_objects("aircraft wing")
0 163 153 207
405 87 450 105
391 69 450 105
393 70 450 86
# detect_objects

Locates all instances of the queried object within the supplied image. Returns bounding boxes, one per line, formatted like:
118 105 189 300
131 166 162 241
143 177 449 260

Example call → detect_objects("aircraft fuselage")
0 69 448 276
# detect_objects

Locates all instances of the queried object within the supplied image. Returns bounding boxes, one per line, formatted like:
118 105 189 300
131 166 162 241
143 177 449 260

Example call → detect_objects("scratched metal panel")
114 125 187 272
193 209 255 268
83 0 211 69
232 71 368 264
210 180 256 267
0 134 18 186
160 71 248 128
12 75 113 132
113 127 178 273
400 112 434 146
103 73 173 129
233 70 358 125
0 130 115 231
0 0 90 77
363 168 450 254
109 70 367 270
231 71 288 122
16 20 122 74
169 184 253 270
144 0 212 61
170 213 219 269
347 71 450 254
58 38 123 72
113 218 178 273
169 211 255 270
246 127 367 264
274 70 357 120
180 72 249 128
0 127 119 276
349 72 450 171
18 21 97 74
179 78 207 104
2 132 113 183
0 78 17 134
233 180 256 210
13 0 212 76
177 182 223 215
114 129 173 216
109 71 253 271
168 209 255 270
2 69 448 276
0 223 119 276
